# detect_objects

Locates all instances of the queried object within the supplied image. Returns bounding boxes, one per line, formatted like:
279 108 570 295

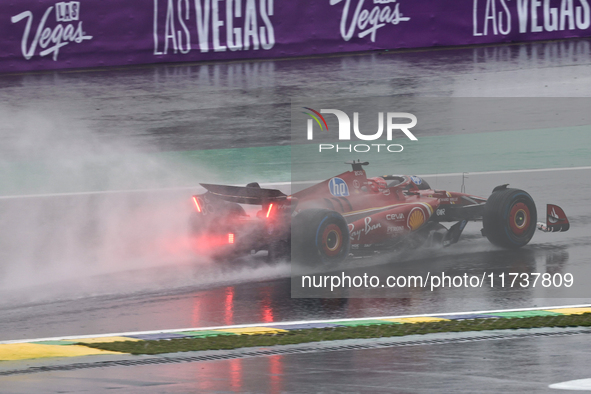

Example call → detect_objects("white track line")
420 165 591 178
1 165 590 201
549 378 591 390
1 303 590 345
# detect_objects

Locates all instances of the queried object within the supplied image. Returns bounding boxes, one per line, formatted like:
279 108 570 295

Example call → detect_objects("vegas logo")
11 1 93 61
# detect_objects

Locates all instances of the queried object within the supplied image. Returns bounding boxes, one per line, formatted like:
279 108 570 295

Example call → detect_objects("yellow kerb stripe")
547 307 591 315
0 343 124 361
382 317 450 324
214 327 288 335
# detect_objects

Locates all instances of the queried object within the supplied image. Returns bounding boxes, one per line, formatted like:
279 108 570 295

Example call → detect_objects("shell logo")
408 207 425 230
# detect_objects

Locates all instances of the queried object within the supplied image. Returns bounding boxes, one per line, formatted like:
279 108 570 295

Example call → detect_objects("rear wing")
537 204 570 233
199 183 288 205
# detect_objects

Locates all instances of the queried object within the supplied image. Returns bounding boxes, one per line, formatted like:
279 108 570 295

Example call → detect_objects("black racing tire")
291 209 350 266
483 188 537 249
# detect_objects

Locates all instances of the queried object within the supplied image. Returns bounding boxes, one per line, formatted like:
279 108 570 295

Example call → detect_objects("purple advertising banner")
1 0 590 73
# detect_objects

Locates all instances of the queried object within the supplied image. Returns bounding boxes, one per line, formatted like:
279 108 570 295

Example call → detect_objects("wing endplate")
537 204 570 232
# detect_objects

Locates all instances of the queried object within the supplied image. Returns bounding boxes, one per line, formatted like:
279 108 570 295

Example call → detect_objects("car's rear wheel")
291 209 350 266
483 188 537 248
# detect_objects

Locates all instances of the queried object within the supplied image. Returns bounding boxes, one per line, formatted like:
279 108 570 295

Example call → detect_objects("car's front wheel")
483 188 537 248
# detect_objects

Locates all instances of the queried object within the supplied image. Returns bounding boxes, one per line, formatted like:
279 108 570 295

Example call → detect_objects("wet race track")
1 39 591 344
2 330 591 393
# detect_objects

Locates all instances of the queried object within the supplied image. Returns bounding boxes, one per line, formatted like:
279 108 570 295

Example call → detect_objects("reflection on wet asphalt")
1 168 590 341
1 331 590 393
0 39 590 152
1 39 591 341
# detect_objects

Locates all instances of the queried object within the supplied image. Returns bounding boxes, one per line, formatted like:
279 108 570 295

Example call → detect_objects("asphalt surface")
0 39 590 154
1 167 589 341
1 328 590 393
1 39 591 392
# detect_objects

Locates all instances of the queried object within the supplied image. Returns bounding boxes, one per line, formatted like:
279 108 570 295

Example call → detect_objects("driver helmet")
367 177 387 193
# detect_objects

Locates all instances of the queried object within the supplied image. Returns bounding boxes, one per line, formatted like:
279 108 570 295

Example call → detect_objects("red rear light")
192 196 202 213
266 203 274 218
228 233 235 244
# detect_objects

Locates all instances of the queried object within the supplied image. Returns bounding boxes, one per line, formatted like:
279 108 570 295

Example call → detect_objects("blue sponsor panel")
328 177 349 197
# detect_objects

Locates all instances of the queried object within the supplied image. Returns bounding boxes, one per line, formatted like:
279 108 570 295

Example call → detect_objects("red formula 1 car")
190 161 569 265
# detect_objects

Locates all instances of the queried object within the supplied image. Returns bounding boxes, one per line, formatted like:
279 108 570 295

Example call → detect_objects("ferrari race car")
190 161 569 265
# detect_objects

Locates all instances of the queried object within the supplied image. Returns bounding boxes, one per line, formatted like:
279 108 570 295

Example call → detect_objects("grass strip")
81 313 591 355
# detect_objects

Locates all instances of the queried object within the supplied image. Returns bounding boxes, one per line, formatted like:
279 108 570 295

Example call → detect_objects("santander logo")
11 1 93 61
